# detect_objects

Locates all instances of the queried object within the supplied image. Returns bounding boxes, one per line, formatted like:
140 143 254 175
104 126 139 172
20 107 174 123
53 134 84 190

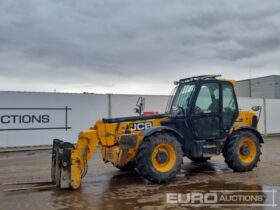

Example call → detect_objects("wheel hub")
152 143 177 173
156 151 168 164
240 145 250 156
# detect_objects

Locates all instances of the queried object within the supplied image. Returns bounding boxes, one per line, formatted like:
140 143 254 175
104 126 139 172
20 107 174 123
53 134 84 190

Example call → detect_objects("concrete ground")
0 137 279 210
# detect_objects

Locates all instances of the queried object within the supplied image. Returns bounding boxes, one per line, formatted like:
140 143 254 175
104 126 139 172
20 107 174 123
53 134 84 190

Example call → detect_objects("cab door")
221 82 239 135
190 82 222 139
189 81 239 140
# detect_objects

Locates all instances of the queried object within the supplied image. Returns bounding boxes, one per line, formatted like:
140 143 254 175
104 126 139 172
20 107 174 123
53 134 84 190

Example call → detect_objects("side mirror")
251 106 261 112
174 81 179 85
135 97 145 116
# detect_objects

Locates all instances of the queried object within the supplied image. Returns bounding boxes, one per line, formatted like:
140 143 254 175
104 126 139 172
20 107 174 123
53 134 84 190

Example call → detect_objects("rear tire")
136 132 183 183
223 130 261 172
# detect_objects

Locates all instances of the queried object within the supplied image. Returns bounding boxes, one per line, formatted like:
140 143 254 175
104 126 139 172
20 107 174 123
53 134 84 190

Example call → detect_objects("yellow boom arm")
70 130 99 189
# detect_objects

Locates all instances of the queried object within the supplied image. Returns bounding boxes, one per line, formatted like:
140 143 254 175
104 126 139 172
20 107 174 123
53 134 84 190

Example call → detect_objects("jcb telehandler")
52 75 263 189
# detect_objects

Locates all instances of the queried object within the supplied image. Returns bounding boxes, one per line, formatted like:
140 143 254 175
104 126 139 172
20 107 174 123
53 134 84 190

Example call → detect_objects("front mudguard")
140 126 183 139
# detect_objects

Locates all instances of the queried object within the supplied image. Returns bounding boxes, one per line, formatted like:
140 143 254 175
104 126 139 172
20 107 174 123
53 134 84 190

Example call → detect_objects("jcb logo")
131 122 153 131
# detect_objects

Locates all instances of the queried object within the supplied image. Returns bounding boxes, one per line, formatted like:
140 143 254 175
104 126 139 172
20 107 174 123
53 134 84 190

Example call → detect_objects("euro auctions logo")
0 107 71 131
166 189 278 207
167 192 218 204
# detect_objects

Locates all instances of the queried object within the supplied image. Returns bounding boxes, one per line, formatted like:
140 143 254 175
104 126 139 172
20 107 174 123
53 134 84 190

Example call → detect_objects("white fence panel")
0 92 108 147
265 99 280 134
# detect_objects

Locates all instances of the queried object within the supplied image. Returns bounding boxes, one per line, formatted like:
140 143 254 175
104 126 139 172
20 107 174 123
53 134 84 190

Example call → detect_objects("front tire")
136 133 183 183
223 130 261 172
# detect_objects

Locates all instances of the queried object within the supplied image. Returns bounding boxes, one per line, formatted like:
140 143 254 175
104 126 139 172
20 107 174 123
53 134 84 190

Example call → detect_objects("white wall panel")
0 92 108 147
265 99 280 134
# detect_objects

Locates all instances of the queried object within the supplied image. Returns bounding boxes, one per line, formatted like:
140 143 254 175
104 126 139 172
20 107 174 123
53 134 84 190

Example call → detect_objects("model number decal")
131 122 153 131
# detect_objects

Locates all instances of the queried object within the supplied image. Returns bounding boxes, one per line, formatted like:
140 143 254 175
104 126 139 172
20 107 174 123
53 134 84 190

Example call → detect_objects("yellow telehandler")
51 75 263 189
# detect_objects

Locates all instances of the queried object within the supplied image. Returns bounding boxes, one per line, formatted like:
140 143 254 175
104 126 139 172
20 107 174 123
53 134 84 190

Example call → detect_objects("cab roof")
175 75 236 86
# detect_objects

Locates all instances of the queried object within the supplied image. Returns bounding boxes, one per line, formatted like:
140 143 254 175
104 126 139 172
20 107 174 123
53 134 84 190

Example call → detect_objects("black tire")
223 130 261 172
136 132 183 183
188 156 210 162
115 161 136 171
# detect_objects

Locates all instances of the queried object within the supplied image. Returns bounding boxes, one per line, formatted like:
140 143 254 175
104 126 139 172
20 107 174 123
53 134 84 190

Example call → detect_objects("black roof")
176 75 221 84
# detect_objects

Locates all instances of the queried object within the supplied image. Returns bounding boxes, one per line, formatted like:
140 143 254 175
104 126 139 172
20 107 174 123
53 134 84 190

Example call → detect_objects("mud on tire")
136 132 183 183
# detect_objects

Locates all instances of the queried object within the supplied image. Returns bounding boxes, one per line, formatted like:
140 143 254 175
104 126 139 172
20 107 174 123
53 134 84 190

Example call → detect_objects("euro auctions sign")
0 107 71 131
166 190 278 207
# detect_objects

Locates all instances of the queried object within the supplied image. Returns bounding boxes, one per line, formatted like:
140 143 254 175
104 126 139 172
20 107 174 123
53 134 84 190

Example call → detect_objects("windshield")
168 83 196 117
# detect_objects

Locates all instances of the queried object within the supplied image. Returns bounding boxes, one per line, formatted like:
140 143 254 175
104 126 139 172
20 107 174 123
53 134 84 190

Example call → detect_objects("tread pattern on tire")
136 132 183 183
223 130 261 172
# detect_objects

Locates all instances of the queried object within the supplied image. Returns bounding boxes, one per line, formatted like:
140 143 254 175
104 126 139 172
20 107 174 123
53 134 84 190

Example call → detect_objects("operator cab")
162 75 239 157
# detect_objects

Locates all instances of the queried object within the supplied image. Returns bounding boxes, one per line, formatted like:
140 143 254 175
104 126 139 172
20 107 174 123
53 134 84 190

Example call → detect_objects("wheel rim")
238 137 257 164
151 144 176 172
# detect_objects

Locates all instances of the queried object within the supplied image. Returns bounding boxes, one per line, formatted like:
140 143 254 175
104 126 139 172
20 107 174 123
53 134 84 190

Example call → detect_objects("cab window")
169 83 196 116
222 83 238 128
194 83 220 114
